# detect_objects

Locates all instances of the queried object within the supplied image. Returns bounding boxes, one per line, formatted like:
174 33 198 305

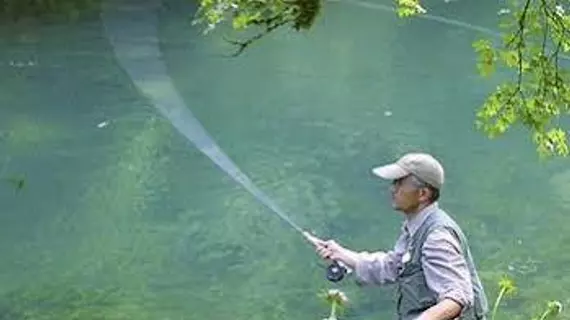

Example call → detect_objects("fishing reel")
326 260 350 282
302 231 351 282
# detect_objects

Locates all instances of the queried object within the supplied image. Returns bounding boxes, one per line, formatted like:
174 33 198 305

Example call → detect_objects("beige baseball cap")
371 152 445 189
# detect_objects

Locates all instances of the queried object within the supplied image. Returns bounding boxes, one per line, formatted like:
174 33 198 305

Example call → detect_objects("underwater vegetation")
0 282 159 320
1 1 569 320
0 0 101 21
0 277 563 320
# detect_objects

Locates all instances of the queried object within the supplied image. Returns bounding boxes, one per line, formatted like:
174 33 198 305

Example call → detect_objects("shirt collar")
402 201 439 237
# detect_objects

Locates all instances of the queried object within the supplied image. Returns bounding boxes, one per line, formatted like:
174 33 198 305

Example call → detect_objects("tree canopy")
192 0 570 158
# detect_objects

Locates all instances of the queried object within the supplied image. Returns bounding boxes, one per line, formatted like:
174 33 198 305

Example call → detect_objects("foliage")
394 0 426 17
532 301 564 320
320 276 564 320
0 1 568 319
0 277 564 320
4 0 568 158
192 0 570 158
319 289 349 320
491 275 517 320
191 0 323 56
473 0 570 158
191 0 425 56
489 275 564 320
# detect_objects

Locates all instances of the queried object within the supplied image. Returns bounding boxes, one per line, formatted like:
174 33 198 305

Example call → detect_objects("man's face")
389 175 425 213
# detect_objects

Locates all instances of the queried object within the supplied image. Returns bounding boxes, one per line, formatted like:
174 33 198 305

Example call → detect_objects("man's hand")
416 298 462 320
303 231 359 268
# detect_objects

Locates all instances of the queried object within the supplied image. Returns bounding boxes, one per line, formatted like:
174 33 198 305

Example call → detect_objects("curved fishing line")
331 0 499 36
100 0 304 235
333 0 570 60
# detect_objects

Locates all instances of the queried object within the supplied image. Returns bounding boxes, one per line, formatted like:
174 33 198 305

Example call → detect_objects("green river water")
0 0 569 319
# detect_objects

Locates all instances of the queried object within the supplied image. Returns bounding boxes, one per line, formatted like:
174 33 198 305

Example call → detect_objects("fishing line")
101 0 303 234
334 0 570 61
101 0 349 282
332 0 499 36
101 0 550 285
99 1 554 316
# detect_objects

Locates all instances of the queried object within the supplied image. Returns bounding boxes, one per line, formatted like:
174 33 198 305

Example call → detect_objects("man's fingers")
303 230 339 261
316 247 332 259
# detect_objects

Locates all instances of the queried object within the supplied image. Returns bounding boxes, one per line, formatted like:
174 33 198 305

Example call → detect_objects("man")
305 152 489 320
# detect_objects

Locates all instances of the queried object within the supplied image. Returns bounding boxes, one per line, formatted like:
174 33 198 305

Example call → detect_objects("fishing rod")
101 0 351 283
102 0 565 286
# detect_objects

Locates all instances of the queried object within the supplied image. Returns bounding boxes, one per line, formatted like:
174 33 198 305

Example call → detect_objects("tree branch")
224 17 291 57
506 0 533 106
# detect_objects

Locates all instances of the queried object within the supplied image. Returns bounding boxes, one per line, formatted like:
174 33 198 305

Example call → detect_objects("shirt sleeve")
421 228 474 309
353 231 407 286
353 250 401 285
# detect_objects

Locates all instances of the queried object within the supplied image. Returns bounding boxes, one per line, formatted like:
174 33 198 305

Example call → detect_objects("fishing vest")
396 208 489 320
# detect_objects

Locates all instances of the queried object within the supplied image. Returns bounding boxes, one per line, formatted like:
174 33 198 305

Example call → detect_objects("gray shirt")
354 202 474 309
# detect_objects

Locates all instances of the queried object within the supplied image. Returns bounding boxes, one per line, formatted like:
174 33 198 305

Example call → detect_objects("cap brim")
372 163 409 180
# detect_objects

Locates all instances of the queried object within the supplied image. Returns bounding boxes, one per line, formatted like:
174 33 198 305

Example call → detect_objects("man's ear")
419 187 431 202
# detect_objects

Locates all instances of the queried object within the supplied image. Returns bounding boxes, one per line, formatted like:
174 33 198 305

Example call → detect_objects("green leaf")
232 13 250 30
500 50 519 68
533 129 569 158
473 39 496 77
396 0 426 17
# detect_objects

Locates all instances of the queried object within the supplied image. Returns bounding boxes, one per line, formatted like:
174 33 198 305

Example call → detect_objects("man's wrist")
336 249 360 269
417 298 463 320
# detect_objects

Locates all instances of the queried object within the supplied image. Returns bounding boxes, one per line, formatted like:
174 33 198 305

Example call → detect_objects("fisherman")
305 152 489 320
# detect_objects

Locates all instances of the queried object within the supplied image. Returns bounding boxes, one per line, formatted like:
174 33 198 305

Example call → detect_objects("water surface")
1 0 569 319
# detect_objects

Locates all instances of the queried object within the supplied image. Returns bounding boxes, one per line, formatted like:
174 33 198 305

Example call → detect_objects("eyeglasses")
392 175 430 190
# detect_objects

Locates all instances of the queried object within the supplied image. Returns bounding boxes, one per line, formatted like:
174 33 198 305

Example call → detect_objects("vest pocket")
398 268 438 314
